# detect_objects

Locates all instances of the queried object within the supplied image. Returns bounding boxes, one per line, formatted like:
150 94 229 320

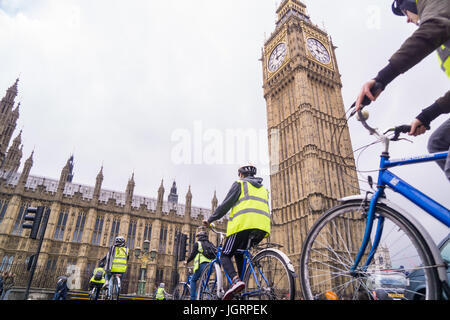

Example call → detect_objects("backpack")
93 269 104 281
199 240 217 260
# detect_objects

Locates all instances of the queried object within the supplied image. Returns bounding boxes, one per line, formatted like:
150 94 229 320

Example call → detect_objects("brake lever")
391 125 411 141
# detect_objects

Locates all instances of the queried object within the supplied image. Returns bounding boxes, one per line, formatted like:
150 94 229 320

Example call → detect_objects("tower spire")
125 172 135 207
93 165 104 201
3 130 23 172
16 150 33 189
168 180 178 204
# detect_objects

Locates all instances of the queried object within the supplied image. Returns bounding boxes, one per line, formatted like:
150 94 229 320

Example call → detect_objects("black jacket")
186 234 210 263
207 176 265 224
374 0 450 125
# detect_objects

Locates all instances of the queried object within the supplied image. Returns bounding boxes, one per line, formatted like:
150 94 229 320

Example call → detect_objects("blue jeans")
190 262 208 300
53 292 66 300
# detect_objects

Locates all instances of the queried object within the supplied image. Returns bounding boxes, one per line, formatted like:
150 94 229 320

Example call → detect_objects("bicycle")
299 93 450 300
197 224 297 300
89 284 103 301
105 273 122 300
172 267 193 300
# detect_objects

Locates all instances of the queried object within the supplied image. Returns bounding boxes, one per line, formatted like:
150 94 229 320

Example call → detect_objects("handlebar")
207 222 226 243
351 81 430 143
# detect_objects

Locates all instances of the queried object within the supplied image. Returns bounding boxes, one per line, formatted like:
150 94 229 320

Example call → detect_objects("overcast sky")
0 0 448 241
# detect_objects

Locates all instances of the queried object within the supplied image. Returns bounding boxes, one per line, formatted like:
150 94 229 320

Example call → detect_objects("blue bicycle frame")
351 151 450 272
202 241 270 299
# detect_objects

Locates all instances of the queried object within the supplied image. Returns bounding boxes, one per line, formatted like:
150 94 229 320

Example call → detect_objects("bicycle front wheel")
300 200 441 300
243 249 295 300
197 262 223 300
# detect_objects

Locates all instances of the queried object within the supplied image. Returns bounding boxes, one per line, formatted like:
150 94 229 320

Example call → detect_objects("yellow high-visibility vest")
111 247 129 273
437 40 450 78
193 241 212 273
416 0 450 78
155 287 165 300
227 180 271 237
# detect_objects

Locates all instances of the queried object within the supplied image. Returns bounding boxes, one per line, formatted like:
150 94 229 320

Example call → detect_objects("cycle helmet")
160 283 165 288
392 0 418 16
238 165 257 177
114 236 125 246
196 230 207 238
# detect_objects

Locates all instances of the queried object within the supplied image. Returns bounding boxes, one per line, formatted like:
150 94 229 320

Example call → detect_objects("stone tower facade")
262 0 359 287
0 79 20 167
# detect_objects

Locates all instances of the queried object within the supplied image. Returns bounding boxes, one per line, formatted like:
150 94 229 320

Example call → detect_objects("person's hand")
355 80 382 111
409 119 427 136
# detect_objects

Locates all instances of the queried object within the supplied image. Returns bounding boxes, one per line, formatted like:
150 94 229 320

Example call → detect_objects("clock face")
268 42 288 73
306 38 330 64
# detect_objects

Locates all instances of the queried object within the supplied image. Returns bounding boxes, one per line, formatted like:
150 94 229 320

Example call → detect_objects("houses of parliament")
0 80 224 295
0 0 360 298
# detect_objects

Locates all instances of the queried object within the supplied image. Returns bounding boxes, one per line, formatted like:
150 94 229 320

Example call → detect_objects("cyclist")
203 165 270 300
104 236 129 298
155 283 168 300
356 0 450 181
183 227 213 300
89 258 106 300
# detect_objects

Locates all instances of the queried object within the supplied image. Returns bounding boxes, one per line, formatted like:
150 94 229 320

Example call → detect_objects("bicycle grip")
360 81 384 107
392 125 411 141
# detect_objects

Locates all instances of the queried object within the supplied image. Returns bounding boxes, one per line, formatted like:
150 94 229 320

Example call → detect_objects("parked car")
366 272 408 300
405 233 450 300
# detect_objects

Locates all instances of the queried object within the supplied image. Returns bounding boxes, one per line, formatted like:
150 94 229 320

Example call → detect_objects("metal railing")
4 263 130 293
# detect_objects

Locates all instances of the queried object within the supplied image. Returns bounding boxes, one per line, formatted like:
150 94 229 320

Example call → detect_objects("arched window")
1 255 14 272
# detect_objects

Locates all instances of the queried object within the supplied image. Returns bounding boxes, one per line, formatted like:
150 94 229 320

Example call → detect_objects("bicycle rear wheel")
300 200 441 300
89 287 98 300
197 262 223 300
243 249 295 300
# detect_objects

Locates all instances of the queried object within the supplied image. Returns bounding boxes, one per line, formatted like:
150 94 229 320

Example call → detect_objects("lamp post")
134 240 157 296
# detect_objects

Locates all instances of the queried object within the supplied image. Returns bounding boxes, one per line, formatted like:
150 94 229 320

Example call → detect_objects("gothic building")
0 79 224 295
262 0 359 291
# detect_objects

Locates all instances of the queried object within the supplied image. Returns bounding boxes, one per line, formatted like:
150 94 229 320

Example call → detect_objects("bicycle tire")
197 262 223 300
173 283 190 300
243 249 295 300
300 200 441 300
100 286 107 300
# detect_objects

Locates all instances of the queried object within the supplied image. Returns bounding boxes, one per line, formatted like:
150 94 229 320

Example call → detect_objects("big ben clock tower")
262 0 359 286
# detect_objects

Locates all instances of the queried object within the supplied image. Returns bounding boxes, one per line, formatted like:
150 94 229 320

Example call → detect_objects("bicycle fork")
350 187 385 276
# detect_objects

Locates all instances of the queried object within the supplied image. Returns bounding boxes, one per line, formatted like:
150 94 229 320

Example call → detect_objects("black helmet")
392 0 418 16
238 165 257 177
196 226 207 238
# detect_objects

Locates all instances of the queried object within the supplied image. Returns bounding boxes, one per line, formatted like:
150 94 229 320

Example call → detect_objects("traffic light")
178 233 187 261
26 254 36 271
22 206 44 239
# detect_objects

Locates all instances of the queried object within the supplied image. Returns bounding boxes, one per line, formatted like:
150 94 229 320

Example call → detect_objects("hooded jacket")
186 233 210 264
374 0 450 125
207 176 265 224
